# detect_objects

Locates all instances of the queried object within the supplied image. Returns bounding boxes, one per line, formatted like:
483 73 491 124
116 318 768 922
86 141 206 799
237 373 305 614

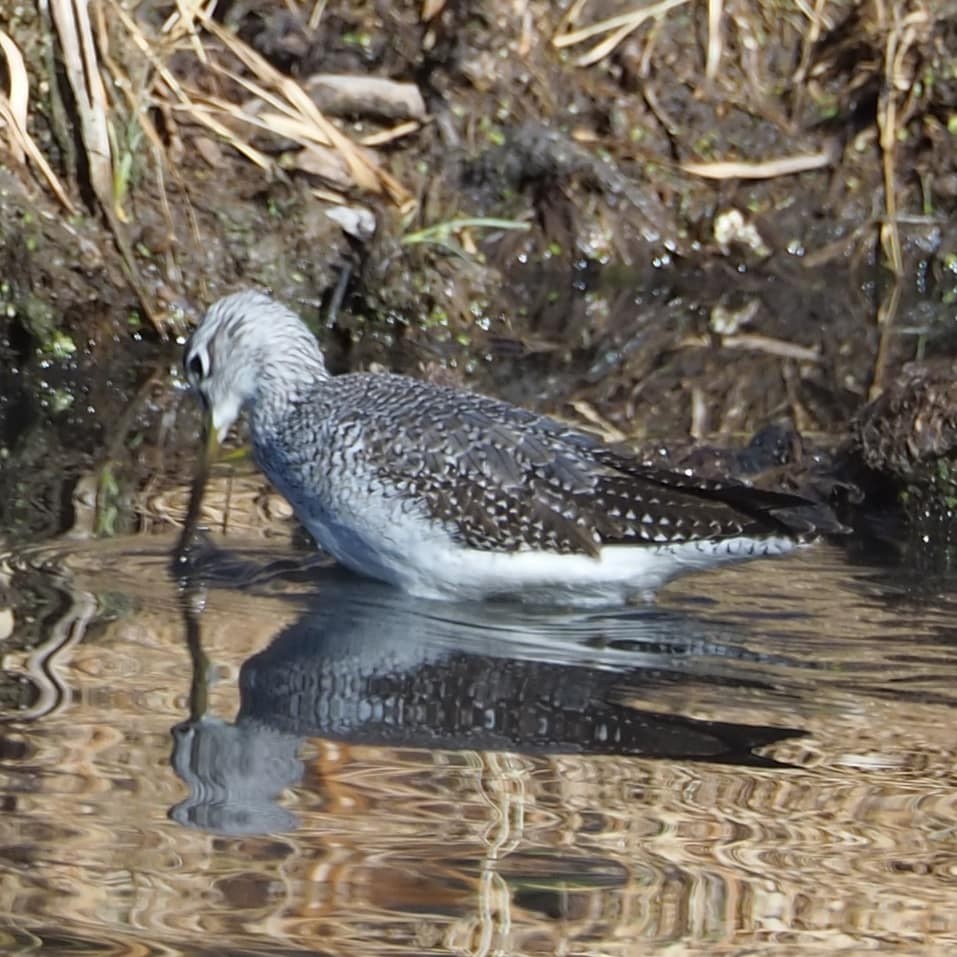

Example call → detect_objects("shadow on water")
171 569 808 834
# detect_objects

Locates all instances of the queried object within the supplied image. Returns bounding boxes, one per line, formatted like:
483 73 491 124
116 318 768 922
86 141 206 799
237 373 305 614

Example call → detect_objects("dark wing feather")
589 448 848 536
334 374 837 554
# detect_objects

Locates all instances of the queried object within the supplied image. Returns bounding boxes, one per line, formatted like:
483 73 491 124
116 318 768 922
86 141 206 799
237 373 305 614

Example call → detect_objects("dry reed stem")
706 0 723 79
0 29 78 212
49 0 114 218
49 0 169 332
877 13 904 278
28 0 414 325
876 5 932 276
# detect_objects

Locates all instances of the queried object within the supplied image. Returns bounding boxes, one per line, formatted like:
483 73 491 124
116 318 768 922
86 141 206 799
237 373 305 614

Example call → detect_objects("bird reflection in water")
170 567 806 836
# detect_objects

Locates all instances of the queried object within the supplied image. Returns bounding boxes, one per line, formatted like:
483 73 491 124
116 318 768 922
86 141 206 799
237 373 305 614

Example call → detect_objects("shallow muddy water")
0 533 955 955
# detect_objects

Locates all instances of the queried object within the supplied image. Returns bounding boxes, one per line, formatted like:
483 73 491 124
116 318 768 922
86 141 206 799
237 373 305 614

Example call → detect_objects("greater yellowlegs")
182 290 840 604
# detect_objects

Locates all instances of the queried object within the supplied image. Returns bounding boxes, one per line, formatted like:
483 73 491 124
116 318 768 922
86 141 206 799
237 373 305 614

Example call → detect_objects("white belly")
302 510 799 605
406 536 799 604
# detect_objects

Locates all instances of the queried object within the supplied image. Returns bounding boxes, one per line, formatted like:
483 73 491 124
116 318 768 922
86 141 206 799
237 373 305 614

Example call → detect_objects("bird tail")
597 450 849 537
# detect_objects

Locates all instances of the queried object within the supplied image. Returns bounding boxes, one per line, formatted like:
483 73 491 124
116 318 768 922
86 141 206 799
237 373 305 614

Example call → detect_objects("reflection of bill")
169 579 805 835
170 716 301 835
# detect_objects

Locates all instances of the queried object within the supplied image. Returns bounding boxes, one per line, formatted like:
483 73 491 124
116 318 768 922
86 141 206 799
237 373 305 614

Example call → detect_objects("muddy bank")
0 0 955 545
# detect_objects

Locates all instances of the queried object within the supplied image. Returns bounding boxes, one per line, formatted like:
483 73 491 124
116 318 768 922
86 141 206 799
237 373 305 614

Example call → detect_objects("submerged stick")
181 581 210 722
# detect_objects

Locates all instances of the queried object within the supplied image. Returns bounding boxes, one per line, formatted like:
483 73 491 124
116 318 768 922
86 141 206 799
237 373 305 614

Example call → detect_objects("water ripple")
0 533 956 952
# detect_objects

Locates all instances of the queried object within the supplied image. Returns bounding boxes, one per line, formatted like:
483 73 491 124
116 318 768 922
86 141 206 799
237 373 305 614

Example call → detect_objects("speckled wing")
334 375 827 556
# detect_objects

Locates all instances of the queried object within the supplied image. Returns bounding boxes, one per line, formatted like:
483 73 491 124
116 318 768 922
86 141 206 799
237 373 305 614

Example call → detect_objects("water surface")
0 535 955 955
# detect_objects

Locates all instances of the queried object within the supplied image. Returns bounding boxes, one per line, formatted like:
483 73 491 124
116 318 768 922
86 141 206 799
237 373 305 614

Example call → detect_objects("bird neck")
250 348 329 431
262 348 328 388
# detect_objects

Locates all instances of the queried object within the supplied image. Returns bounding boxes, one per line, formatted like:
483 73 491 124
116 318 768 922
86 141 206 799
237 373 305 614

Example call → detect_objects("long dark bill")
174 413 220 568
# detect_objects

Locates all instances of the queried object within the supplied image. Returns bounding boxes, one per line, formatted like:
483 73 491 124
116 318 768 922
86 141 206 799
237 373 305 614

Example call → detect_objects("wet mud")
0 0 955 551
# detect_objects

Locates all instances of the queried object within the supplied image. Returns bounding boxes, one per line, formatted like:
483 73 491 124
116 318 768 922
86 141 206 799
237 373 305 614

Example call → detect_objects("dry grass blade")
553 0 590 38
169 86 280 171
0 29 78 212
310 186 349 205
683 148 835 179
170 98 277 172
162 0 211 62
308 0 327 31
0 29 28 164
104 0 276 173
360 120 421 147
109 0 416 228
568 400 628 443
199 14 413 209
553 0 690 67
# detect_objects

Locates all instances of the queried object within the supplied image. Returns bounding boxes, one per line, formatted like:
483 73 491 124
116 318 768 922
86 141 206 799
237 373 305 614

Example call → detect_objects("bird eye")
185 351 208 381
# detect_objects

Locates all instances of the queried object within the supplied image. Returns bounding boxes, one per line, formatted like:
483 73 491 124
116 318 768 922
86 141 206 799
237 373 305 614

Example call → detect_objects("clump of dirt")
0 0 955 544
843 359 957 560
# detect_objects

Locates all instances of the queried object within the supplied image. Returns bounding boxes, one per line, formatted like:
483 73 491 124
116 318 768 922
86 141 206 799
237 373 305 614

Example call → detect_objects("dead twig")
869 279 902 402
681 332 820 363
721 333 819 363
